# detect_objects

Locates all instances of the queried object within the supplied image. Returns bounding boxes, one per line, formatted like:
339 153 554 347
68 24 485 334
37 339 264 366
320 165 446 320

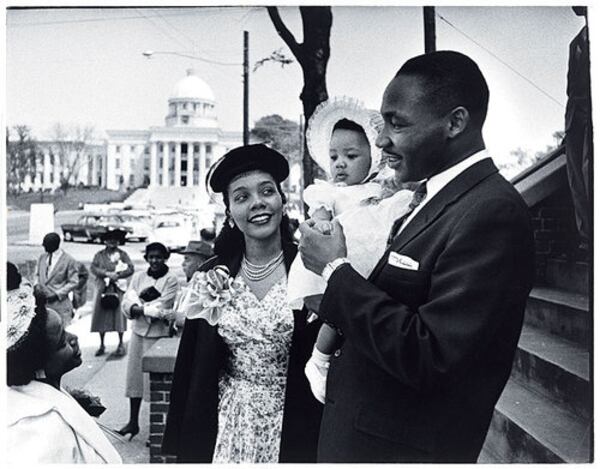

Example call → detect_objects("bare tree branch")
267 7 302 59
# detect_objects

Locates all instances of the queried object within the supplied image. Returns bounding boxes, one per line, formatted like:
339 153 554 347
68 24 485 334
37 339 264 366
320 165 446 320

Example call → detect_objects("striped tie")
387 182 428 246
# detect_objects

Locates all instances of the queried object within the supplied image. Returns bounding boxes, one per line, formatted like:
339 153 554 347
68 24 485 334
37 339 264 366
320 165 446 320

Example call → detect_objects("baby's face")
329 128 372 185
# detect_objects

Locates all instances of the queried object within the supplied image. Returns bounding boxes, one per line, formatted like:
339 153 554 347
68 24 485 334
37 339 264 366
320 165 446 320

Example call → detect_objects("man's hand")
299 219 347 275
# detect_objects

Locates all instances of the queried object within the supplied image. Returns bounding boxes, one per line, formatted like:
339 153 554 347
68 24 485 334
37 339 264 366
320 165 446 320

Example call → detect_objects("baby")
287 97 414 403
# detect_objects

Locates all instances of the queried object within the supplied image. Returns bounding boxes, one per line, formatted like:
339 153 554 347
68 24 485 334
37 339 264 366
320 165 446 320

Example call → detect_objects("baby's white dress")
288 179 413 309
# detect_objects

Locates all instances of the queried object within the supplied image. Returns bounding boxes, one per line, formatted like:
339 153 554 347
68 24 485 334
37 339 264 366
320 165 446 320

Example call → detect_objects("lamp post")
142 31 249 141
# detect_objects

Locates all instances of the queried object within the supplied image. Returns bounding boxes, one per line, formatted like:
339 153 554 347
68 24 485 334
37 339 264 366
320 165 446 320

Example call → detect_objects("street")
7 209 188 463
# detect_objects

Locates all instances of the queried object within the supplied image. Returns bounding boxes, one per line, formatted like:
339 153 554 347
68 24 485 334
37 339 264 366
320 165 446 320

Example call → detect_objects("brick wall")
149 372 176 463
142 338 180 464
529 186 580 283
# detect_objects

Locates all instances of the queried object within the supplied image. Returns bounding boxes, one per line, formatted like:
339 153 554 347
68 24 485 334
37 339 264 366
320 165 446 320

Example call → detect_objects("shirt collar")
425 149 489 201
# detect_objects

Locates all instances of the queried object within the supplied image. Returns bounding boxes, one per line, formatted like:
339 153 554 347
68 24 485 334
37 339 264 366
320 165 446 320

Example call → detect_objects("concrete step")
512 324 590 419
481 379 591 463
525 286 590 347
545 258 589 295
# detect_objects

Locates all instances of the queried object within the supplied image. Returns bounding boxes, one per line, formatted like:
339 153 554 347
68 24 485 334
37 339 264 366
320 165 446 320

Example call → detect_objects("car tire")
63 231 73 242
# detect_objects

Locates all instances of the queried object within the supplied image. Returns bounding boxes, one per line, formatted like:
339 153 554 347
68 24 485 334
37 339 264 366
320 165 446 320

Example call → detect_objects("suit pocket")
354 402 436 453
376 264 430 310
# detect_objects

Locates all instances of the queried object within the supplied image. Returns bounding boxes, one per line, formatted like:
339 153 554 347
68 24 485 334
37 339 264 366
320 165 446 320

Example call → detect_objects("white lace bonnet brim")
306 96 384 179
7 282 36 351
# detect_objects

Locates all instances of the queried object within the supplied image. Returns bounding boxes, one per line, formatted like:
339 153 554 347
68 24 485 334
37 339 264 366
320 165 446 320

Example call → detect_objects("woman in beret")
90 229 134 357
162 144 323 463
6 262 121 463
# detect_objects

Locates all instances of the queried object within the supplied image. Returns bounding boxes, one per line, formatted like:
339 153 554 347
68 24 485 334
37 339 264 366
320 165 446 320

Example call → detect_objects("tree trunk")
267 6 332 187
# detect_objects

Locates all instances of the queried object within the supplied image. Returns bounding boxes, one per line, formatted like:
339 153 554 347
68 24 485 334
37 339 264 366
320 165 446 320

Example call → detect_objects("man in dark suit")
299 51 535 463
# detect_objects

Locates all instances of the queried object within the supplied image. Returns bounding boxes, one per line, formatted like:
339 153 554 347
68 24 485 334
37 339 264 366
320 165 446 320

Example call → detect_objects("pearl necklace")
242 251 284 282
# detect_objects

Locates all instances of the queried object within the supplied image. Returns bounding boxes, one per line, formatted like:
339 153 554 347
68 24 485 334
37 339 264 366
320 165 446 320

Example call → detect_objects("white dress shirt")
46 249 64 277
397 149 490 235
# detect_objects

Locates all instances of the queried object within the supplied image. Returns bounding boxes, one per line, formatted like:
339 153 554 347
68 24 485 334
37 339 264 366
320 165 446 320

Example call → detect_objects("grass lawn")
7 187 135 212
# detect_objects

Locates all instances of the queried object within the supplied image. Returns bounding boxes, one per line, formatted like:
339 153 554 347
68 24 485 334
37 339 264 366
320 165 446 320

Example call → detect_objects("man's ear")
447 106 470 138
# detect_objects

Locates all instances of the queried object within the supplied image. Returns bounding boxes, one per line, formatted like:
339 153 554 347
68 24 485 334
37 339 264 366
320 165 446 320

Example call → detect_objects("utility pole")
243 30 249 145
424 7 436 53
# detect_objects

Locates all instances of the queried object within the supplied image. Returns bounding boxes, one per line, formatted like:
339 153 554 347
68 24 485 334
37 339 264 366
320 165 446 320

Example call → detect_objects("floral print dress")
212 275 294 463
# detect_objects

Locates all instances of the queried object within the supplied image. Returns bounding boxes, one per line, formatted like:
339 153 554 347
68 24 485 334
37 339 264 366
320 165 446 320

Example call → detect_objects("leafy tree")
250 114 302 162
267 6 332 186
50 123 95 194
6 125 39 194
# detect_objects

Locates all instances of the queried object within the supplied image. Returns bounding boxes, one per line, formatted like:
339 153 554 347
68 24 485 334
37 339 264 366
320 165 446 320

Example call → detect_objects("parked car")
118 213 153 242
61 214 133 244
149 216 194 251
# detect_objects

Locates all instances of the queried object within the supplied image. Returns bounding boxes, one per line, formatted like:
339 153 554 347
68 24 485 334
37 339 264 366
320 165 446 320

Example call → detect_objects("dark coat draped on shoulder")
161 241 323 463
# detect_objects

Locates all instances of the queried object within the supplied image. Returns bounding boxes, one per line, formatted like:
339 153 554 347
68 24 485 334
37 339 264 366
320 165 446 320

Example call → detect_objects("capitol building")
23 69 242 194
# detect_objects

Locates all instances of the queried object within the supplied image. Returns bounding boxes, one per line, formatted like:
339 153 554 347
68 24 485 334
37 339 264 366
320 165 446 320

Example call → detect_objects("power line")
153 9 198 51
436 12 565 108
7 7 255 27
136 8 190 51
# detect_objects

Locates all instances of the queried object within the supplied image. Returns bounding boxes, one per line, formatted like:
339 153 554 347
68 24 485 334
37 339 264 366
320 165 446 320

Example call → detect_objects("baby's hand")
313 220 333 235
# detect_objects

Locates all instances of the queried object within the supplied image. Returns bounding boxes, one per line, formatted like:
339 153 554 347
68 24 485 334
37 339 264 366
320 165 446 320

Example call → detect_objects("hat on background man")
179 240 213 258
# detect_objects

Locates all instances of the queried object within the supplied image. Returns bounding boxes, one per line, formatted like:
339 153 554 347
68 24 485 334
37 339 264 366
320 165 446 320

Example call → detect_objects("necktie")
47 253 53 276
387 182 428 246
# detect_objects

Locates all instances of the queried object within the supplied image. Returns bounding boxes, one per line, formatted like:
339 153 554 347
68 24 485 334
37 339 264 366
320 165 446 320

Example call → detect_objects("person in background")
35 232 79 326
117 242 179 441
179 240 214 282
200 227 216 246
7 262 121 464
90 229 135 357
71 261 89 320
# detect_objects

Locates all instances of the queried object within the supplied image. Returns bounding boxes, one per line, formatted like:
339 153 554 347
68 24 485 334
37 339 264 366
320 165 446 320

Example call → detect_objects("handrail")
510 144 566 185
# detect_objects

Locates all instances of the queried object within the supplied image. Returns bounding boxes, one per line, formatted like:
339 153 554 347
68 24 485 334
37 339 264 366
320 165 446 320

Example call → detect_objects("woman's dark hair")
332 118 368 142
7 262 22 291
7 295 51 386
214 180 293 258
144 242 170 260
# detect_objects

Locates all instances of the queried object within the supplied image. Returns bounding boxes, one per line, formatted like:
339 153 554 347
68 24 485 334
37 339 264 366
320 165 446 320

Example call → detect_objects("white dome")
170 69 215 102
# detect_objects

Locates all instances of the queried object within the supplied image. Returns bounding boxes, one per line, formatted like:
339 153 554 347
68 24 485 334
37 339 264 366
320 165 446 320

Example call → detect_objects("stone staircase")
479 256 592 462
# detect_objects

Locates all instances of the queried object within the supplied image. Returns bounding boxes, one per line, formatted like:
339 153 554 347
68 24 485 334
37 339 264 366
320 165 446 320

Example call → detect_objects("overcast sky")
5 4 590 167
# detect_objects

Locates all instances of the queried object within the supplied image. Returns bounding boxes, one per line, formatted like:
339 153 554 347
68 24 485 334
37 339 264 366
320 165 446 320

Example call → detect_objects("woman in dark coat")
162 145 322 463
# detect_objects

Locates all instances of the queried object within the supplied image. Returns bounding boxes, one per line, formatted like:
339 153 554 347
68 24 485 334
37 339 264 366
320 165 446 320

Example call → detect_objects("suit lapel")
46 252 64 282
368 158 499 281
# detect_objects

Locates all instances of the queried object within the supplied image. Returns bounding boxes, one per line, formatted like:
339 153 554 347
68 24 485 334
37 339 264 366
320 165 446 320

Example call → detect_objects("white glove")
304 347 331 404
144 301 163 319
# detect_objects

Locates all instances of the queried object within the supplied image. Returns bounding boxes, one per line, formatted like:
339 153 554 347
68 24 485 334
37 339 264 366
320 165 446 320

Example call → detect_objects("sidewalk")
63 308 150 463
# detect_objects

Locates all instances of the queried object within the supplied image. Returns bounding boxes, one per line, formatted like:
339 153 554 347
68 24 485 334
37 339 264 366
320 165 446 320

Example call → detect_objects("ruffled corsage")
175 265 244 325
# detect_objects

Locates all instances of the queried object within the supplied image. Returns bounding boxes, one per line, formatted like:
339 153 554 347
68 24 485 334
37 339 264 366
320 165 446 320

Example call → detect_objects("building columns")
162 143 169 187
43 149 52 190
199 143 207 190
174 143 181 187
150 142 158 186
187 142 195 186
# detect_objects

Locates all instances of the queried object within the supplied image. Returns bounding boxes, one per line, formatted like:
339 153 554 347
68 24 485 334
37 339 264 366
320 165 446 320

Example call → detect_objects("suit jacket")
162 242 323 463
37 250 79 322
317 158 535 463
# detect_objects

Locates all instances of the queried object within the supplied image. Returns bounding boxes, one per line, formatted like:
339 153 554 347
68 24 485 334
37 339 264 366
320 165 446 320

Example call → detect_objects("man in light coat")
36 232 79 326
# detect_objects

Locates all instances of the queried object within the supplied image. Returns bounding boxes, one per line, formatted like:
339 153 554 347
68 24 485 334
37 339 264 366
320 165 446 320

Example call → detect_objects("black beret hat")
207 144 289 193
